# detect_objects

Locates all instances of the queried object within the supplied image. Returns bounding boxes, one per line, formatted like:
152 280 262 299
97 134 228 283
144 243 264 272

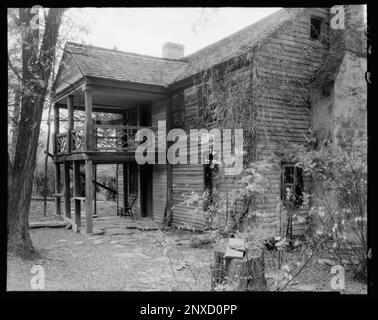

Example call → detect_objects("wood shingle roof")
62 8 305 88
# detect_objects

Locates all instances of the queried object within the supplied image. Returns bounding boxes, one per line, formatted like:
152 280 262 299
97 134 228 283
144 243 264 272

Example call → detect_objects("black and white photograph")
5 4 372 302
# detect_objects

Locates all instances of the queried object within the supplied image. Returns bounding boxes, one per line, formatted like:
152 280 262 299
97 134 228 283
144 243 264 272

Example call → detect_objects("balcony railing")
55 124 157 155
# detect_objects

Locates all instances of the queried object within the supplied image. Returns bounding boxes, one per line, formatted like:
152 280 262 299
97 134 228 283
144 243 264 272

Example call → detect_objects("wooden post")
73 161 81 231
165 98 173 226
93 164 97 217
53 104 60 156
85 160 93 233
84 87 94 151
123 163 128 212
55 163 61 216
67 95 74 153
64 161 71 218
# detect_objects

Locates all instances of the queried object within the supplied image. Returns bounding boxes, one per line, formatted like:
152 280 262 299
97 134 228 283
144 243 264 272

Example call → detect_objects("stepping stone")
114 252 138 258
106 228 135 236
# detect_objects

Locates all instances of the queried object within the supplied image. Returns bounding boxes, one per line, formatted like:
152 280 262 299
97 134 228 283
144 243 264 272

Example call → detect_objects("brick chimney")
162 42 185 59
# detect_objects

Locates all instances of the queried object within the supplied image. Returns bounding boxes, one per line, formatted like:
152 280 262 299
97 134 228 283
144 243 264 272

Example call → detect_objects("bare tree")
8 8 66 257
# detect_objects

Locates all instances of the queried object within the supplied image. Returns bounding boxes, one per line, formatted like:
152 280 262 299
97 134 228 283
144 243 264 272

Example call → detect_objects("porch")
52 74 169 233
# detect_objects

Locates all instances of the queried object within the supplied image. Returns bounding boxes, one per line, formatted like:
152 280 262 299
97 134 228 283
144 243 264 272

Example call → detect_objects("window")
310 16 323 40
281 163 304 208
128 164 138 195
172 93 185 127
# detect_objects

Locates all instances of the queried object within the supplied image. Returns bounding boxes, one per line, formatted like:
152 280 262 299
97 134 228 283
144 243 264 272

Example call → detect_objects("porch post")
64 161 71 218
67 95 74 153
53 104 59 155
85 160 93 233
54 163 61 216
84 87 94 151
73 161 81 231
93 164 97 217
53 105 61 215
165 98 173 226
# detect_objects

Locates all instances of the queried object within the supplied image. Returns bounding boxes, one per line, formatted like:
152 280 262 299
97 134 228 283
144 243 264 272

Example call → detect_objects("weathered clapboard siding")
250 8 330 236
173 9 330 235
168 86 206 229
151 99 168 223
171 164 205 229
152 165 167 224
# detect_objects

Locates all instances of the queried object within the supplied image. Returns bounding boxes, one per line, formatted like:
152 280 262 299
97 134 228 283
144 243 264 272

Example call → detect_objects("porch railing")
56 132 69 155
55 124 158 154
71 126 85 153
94 124 157 152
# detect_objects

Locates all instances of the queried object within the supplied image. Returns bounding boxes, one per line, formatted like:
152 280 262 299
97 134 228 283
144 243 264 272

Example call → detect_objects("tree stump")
211 240 267 291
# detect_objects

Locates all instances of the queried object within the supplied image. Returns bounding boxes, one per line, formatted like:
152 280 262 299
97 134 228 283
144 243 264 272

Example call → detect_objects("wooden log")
29 220 69 229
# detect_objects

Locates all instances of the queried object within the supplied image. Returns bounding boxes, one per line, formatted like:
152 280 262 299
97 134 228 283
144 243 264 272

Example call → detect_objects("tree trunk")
211 241 267 291
7 8 65 257
10 90 21 163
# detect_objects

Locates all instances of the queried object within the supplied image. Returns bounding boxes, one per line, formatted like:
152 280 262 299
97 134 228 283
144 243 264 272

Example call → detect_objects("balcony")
54 124 158 163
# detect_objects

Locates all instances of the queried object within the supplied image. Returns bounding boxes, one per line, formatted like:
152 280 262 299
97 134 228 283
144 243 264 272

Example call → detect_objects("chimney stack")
162 42 185 59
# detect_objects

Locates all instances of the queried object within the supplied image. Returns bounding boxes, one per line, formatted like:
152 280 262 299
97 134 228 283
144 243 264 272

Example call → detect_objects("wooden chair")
120 194 137 219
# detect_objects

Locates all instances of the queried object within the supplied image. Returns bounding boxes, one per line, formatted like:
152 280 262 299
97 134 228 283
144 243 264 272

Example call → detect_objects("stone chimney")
162 42 185 59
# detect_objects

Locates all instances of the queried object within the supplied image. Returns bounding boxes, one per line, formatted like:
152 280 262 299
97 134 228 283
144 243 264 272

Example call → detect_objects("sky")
70 7 281 57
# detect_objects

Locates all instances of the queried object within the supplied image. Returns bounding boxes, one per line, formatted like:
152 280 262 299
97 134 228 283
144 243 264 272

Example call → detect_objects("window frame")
281 162 304 208
309 16 324 41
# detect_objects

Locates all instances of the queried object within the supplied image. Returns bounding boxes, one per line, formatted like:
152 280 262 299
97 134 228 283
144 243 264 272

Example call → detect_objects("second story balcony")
55 123 158 157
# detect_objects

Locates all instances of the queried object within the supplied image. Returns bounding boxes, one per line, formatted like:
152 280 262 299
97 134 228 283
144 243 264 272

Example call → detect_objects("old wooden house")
52 6 366 236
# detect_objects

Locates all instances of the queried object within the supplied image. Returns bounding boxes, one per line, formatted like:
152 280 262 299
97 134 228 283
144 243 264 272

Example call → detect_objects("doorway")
140 164 153 218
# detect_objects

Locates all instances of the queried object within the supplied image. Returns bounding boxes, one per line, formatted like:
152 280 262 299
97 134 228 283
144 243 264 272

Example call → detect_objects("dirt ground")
7 199 367 292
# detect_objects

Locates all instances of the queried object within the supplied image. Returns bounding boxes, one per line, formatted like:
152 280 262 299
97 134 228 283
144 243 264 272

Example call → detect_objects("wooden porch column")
123 163 128 211
54 163 61 216
84 87 94 151
165 98 173 226
53 105 61 215
93 164 97 217
67 95 74 153
53 104 59 155
64 161 71 218
73 161 81 230
85 160 93 233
